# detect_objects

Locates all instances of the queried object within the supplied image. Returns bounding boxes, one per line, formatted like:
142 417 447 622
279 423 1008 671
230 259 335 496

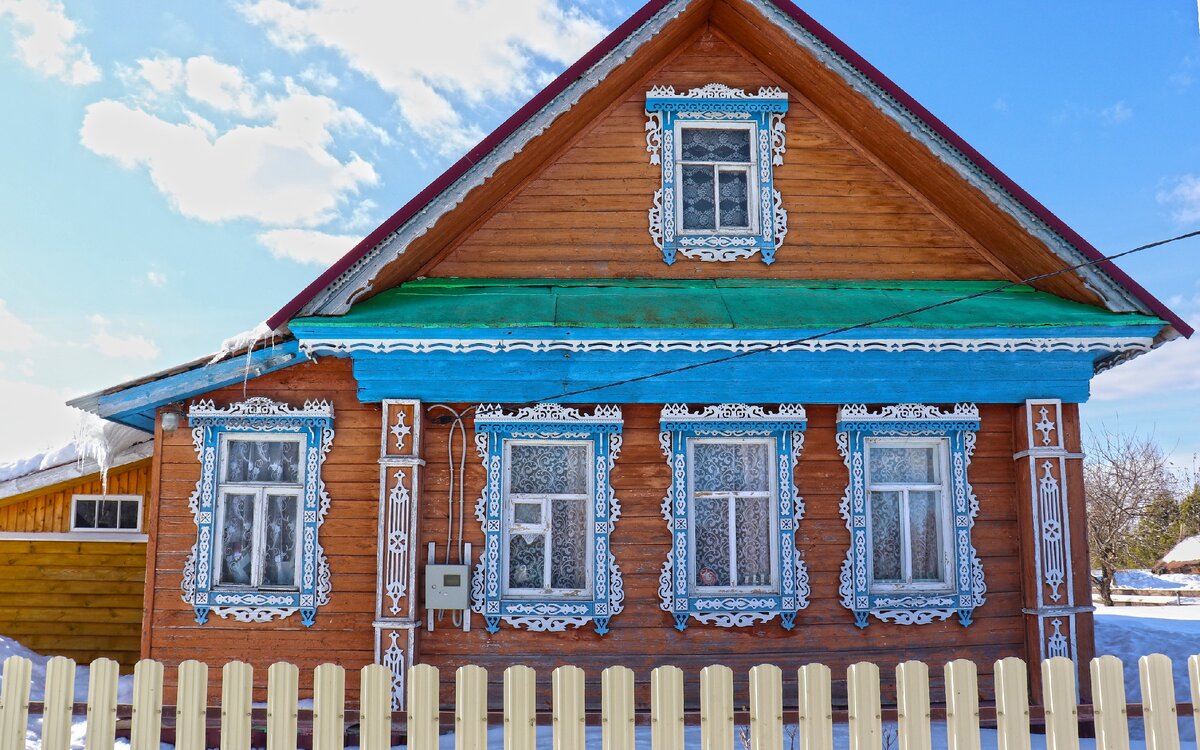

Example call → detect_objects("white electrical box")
425 564 470 610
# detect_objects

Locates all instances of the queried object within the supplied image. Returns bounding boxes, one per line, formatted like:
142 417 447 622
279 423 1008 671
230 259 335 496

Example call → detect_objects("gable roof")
264 0 1189 340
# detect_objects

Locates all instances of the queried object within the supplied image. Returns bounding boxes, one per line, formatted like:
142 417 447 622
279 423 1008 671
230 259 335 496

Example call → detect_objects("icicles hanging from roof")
73 411 151 495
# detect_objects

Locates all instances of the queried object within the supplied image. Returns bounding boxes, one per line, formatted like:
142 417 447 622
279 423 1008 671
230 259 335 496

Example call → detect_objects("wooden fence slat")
175 660 208 750
700 664 734 750
85 657 119 750
1090 655 1129 750
314 663 346 750
750 664 783 750
944 659 981 750
41 656 77 750
798 663 833 750
1041 657 1079 750
994 657 1030 750
1139 654 1180 750
848 662 882 750
552 665 586 750
651 665 684 750
456 665 488 750
360 664 393 750
129 658 163 750
220 661 253 750
602 665 635 750
267 662 300 750
408 664 440 750
0 655 32 750
896 661 931 750
504 665 537 750
1190 655 1200 750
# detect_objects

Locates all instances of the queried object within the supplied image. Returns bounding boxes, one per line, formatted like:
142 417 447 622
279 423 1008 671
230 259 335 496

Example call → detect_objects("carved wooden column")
374 399 423 709
1014 399 1094 697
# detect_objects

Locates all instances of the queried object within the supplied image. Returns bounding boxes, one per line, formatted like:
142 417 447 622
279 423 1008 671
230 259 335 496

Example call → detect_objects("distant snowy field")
1114 569 1200 590
2 604 1197 749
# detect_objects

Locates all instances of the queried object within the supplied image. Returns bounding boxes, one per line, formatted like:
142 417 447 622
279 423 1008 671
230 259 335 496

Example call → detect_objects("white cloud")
183 55 268 118
1159 175 1200 224
0 0 100 84
239 0 606 154
1101 100 1132 124
146 270 167 287
257 228 359 265
0 299 39 352
299 64 338 92
0 379 81 464
87 314 160 361
1092 296 1200 402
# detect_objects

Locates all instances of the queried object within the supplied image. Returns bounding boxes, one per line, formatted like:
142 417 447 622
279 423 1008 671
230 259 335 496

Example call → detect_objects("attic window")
646 83 788 265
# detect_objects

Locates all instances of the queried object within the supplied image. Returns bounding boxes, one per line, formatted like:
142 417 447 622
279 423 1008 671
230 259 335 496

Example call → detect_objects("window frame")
70 494 143 533
674 120 760 237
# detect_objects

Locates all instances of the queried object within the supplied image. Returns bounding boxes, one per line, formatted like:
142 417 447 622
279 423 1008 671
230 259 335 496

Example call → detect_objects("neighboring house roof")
0 436 153 501
1161 535 1200 565
263 0 1190 340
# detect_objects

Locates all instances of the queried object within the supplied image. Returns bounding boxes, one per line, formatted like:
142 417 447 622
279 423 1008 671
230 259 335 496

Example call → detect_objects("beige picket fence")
1 653 1199 749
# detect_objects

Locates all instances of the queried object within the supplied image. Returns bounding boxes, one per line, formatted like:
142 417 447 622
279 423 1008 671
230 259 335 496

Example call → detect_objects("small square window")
71 494 142 532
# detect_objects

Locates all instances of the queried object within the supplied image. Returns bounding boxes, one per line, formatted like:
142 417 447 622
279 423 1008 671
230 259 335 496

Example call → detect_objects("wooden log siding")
0 457 151 533
416 403 1027 711
428 26 1011 283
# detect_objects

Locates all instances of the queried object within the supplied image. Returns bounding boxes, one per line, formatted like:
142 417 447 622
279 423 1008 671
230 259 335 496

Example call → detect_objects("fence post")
456 665 488 750
41 656 77 750
1089 655 1128 750
750 664 783 750
700 664 734 750
130 658 163 750
407 664 440 750
84 657 120 750
602 665 635 750
798 663 833 750
267 662 299 750
1138 654 1180 750
313 663 346 750
848 662 882 750
552 665 586 750
360 664 394 750
1190 655 1199 750
175 660 208 750
504 665 537 750
896 661 931 750
993 658 1030 750
651 665 684 750
944 659 980 750
220 661 253 750
0 655 32 750
1041 657 1079 750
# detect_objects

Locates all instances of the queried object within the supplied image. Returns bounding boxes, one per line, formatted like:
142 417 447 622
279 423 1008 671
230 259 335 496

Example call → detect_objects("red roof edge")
266 0 1191 339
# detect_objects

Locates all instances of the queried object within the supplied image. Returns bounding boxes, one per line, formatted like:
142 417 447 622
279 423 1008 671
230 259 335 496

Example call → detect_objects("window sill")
0 531 147 543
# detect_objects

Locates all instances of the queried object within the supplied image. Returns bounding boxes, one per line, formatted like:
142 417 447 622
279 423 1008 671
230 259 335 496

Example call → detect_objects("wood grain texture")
0 458 151 533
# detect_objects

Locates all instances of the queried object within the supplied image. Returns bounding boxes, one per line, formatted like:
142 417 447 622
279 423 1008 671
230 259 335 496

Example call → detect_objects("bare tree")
1084 428 1178 605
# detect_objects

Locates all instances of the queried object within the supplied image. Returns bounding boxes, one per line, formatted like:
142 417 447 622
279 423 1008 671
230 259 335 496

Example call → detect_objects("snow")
1161 535 1200 565
208 322 274 364
0 411 150 492
1115 569 1200 590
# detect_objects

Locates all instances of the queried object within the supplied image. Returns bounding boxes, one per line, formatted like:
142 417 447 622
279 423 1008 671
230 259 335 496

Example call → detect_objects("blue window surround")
658 404 809 631
183 397 334 627
645 83 788 265
836 403 986 629
471 404 624 635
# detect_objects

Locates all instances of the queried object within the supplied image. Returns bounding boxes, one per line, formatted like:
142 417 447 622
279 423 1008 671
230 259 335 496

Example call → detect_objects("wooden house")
70 0 1190 709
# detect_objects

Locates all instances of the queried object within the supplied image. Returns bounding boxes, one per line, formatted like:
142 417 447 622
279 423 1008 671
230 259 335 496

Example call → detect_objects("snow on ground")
1094 604 1200 702
1114 568 1200 590
1161 536 1200 566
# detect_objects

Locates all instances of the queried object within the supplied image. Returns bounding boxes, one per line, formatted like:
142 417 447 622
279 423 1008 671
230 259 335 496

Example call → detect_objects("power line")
525 228 1200 404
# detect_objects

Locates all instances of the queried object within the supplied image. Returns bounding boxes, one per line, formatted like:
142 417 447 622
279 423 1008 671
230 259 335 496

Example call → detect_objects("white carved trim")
647 83 787 99
475 403 622 423
660 403 807 421
838 402 979 423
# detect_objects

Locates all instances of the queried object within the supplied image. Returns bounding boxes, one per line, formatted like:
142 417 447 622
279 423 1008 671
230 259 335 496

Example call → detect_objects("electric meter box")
424 564 470 610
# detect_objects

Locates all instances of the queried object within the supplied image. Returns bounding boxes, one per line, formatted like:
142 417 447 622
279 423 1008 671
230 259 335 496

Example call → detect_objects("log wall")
0 458 151 533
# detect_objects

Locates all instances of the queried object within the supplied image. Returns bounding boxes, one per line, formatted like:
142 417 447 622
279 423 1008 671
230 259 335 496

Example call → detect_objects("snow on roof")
1161 534 1200 564
0 412 151 496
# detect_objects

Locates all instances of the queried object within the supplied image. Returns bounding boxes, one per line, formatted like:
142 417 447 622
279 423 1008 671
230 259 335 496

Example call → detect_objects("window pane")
513 502 542 525
508 532 545 589
681 165 715 231
97 499 119 529
262 494 299 587
74 499 96 529
224 439 301 484
694 442 770 493
219 493 256 585
681 128 751 162
870 446 937 485
908 491 943 582
734 496 772 587
694 496 731 587
509 443 588 495
718 170 749 228
549 498 588 590
118 500 139 530
870 491 902 582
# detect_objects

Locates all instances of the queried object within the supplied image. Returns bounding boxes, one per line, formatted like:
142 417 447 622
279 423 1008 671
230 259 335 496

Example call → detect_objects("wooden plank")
651 665 685 750
314 663 346 750
408 664 440 750
220 661 253 750
360 664 393 750
848 662 882 750
0 655 32 750
84 658 119 750
130 658 163 750
602 665 635 750
504 665 537 750
1138 654 1180 750
749 664 783 750
41 657 76 750
456 665 488 750
944 659 980 750
700 664 734 750
798 663 833 750
1089 655 1129 750
267 662 300 750
553 665 586 750
1041 657 1079 750
895 661 931 750
175 660 208 750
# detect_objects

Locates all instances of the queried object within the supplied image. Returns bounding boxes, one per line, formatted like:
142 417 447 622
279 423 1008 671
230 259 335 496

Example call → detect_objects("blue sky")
0 0 1197 472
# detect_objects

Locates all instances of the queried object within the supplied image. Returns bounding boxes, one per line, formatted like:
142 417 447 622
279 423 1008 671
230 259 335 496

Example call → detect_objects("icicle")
73 411 151 496
208 322 274 365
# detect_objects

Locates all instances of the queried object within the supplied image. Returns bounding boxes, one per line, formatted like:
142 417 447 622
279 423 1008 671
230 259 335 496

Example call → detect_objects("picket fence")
1 653 1199 750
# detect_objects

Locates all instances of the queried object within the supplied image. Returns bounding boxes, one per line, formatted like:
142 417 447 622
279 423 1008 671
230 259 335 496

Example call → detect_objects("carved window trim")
836 403 986 628
471 404 624 635
645 83 788 265
183 397 334 627
657 404 809 631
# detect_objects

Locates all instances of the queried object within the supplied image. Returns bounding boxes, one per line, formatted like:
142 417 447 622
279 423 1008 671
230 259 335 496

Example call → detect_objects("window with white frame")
645 83 788 265
71 494 141 532
658 404 808 631
865 439 952 591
